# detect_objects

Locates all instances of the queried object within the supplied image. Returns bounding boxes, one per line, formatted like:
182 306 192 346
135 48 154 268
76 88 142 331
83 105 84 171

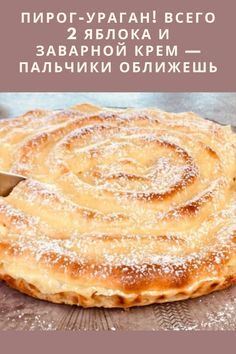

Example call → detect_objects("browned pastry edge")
1 273 235 308
1 239 236 308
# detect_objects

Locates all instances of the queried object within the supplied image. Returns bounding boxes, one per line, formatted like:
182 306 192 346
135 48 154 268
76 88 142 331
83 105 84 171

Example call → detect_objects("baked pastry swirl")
0 103 235 308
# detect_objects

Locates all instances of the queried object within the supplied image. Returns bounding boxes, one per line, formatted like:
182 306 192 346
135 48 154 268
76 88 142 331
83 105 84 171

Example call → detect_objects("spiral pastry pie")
0 103 235 308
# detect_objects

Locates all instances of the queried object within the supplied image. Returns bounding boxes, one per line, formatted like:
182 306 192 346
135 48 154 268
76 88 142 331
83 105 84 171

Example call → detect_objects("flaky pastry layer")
0 103 235 307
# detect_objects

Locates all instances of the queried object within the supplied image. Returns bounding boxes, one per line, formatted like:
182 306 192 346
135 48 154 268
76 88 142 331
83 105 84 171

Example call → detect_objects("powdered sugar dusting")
0 105 235 303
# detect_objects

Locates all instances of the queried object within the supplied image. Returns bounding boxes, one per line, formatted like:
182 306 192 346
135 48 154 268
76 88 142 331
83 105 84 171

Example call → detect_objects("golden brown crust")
0 103 235 307
1 273 235 308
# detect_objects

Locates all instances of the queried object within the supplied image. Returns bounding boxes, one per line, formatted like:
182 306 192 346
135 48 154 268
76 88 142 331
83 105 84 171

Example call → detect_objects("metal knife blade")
0 171 26 197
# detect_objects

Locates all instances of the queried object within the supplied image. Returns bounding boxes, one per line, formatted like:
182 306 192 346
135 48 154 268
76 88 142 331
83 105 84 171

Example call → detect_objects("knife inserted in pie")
0 103 235 308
